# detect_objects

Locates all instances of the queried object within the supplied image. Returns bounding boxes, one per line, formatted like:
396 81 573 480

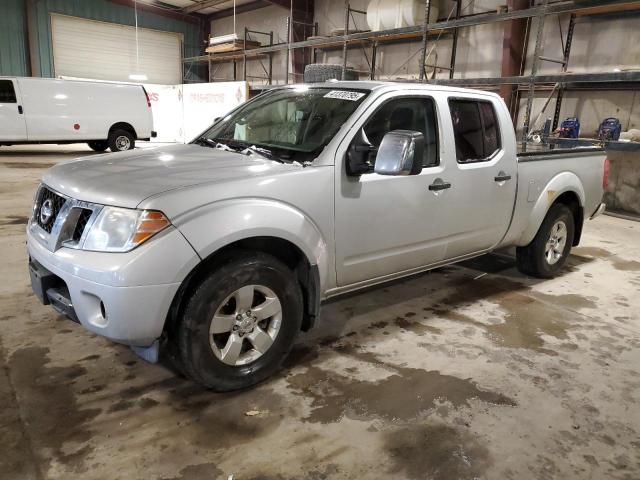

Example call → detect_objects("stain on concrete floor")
0 161 58 169
573 246 640 271
1 146 640 479
0 215 30 226
286 360 515 424
384 423 491 480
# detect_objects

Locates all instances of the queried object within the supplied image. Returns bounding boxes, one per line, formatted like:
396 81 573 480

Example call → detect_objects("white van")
0 77 156 152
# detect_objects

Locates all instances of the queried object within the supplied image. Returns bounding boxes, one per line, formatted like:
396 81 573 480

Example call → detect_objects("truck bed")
499 147 607 248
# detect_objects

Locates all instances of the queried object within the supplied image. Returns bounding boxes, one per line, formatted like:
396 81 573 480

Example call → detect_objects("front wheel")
516 203 575 278
108 129 135 152
177 251 303 391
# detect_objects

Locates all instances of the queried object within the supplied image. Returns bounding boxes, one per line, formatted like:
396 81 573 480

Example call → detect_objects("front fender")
172 197 330 291
516 171 585 247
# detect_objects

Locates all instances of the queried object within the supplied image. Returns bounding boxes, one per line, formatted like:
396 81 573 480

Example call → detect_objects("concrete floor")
1 144 640 480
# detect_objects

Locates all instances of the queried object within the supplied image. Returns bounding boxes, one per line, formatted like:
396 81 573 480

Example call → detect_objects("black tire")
304 63 358 83
87 141 109 152
516 203 575 279
177 251 303 391
108 129 135 152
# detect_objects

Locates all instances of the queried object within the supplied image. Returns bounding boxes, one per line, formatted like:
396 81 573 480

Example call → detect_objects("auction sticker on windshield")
324 90 366 101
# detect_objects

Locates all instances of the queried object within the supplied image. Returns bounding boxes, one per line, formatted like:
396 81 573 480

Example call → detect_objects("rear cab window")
0 80 17 103
448 98 501 163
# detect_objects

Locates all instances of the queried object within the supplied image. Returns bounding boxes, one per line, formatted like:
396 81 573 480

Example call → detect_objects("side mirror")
374 130 424 176
346 129 375 176
213 116 221 123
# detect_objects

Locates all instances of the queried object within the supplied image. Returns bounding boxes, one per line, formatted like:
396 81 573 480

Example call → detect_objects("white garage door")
51 14 182 85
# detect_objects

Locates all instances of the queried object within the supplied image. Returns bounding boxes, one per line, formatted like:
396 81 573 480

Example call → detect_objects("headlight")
83 207 170 252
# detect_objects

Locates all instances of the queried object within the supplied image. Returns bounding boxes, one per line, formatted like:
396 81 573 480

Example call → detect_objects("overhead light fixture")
128 0 147 83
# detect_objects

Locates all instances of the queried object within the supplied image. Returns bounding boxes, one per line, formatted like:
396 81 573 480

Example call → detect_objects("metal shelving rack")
207 27 276 83
185 0 640 136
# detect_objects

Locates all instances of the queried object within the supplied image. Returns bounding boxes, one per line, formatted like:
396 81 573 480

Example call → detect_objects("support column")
499 0 530 122
291 0 314 81
266 0 314 82
552 14 576 130
26 0 39 77
521 0 549 149
418 0 431 82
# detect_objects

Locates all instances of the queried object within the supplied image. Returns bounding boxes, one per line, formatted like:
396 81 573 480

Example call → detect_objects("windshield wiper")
213 141 237 152
207 138 299 165
242 145 291 164
194 136 217 148
195 137 244 154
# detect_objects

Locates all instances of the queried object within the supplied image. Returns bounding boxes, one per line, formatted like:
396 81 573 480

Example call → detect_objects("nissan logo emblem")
39 199 54 225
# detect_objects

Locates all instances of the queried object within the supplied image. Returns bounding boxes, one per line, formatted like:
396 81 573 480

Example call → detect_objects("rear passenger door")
0 79 27 142
442 96 517 259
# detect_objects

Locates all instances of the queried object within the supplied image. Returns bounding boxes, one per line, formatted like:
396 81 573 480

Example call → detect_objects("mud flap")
131 340 160 363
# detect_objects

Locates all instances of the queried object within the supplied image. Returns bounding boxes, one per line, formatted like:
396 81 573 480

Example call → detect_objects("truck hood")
43 144 299 209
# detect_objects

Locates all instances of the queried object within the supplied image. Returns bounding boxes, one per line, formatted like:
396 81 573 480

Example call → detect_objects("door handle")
428 181 452 191
494 174 511 182
18 105 23 114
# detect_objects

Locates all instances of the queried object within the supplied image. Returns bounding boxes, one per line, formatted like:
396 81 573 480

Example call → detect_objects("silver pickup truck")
27 81 608 390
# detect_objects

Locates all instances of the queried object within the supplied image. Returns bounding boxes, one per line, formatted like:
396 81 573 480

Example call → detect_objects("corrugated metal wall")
0 0 29 76
0 0 205 81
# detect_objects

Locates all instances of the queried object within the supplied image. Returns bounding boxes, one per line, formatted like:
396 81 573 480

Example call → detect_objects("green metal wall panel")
35 0 203 79
0 0 29 76
1 0 204 81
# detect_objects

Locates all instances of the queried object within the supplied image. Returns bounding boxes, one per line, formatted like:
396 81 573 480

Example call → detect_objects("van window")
363 97 439 167
449 99 501 163
0 80 17 103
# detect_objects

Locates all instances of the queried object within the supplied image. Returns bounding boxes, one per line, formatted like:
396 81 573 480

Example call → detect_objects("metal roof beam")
184 0 230 14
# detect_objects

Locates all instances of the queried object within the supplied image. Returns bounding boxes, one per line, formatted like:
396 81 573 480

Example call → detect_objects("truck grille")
35 187 66 233
72 208 93 242
30 185 100 252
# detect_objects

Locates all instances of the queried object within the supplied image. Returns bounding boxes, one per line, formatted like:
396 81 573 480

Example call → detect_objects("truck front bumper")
27 225 199 347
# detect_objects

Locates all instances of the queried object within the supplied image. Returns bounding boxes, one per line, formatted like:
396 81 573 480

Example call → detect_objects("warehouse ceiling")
140 0 259 15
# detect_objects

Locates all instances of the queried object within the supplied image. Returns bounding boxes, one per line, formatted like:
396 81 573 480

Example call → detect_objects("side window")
479 102 500 157
449 99 501 163
363 97 439 167
0 80 17 103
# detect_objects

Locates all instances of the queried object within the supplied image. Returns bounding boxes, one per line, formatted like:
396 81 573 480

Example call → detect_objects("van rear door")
0 79 27 142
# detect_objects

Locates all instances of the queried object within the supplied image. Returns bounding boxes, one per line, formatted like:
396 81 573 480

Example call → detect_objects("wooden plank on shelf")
376 28 447 43
574 1 640 16
209 51 270 62
206 40 261 53
312 29 448 51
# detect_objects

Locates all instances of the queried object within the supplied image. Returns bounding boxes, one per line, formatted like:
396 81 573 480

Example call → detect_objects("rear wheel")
108 129 135 152
177 251 303 391
87 140 108 152
516 203 575 278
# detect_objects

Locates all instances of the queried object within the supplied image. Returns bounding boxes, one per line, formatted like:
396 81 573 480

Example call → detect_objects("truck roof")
277 80 500 98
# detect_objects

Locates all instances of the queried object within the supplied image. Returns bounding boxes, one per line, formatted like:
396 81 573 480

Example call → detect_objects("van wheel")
87 141 108 152
108 130 135 152
516 204 575 279
177 251 303 391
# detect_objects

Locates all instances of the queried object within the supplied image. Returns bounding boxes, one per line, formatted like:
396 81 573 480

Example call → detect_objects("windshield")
194 87 370 163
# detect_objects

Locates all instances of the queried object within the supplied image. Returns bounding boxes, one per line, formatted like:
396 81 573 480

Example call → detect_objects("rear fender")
515 172 585 247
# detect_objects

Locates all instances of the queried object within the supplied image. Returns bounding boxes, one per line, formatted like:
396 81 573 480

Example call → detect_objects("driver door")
0 79 27 142
334 93 451 287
